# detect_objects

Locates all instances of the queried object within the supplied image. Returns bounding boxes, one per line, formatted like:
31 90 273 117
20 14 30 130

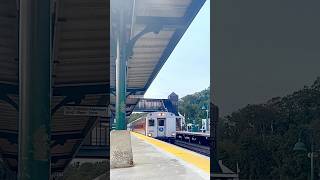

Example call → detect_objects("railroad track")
173 140 210 156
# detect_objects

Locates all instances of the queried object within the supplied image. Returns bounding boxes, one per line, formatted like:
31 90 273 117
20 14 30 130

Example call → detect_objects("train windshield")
158 118 165 126
148 119 155 126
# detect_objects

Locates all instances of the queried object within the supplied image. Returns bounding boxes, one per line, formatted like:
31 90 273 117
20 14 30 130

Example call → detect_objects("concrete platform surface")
110 133 210 180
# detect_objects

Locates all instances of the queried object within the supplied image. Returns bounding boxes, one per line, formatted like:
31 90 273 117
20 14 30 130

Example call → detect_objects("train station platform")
110 132 210 180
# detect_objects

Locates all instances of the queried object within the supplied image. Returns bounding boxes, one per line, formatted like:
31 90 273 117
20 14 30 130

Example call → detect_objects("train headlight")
171 133 175 137
147 133 152 137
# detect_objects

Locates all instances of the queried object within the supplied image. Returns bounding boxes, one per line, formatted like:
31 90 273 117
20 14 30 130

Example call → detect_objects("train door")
157 118 166 137
167 116 176 138
176 118 181 131
147 118 156 137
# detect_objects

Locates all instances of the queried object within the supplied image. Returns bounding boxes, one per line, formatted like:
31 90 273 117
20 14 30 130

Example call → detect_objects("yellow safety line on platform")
131 132 210 174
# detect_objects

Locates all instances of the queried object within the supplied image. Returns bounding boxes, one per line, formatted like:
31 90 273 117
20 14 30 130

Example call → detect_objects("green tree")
128 112 147 123
179 87 210 126
217 77 320 179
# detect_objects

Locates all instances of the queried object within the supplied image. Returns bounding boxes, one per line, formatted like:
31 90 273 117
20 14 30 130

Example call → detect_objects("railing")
82 117 109 146
76 118 109 159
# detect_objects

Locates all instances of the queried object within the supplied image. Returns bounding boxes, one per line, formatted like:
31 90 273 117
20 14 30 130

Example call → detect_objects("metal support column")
115 6 127 130
310 134 314 180
19 0 52 179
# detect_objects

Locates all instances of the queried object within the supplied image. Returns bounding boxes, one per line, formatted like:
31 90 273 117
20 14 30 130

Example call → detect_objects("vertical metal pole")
19 0 52 179
310 134 314 180
311 151 314 180
206 109 209 131
115 7 127 130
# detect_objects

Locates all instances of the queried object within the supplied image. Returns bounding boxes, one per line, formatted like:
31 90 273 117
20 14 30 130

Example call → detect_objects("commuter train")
127 112 185 142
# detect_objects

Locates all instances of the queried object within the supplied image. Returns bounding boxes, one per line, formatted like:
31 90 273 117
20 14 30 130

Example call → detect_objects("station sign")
64 105 108 117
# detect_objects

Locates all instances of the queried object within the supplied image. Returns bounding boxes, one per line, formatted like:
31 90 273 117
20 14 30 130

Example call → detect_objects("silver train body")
128 112 185 141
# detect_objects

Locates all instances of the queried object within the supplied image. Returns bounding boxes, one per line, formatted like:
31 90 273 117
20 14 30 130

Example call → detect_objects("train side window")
158 119 165 126
148 119 154 126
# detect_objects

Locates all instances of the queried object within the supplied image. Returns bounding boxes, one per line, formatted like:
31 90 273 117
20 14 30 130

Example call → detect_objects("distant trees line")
178 87 210 126
128 112 147 123
217 77 320 180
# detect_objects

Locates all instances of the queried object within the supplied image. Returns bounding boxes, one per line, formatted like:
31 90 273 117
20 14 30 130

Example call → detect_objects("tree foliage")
128 112 147 123
218 77 320 179
179 87 210 126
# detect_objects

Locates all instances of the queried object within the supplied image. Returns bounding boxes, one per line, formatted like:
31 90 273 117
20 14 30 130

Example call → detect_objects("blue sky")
144 1 210 99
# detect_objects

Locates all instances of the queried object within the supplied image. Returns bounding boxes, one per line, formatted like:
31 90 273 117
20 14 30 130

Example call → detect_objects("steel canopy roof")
110 0 206 117
0 0 206 173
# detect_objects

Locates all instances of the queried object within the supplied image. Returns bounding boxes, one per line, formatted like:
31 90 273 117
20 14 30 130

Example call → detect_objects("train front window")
148 119 154 126
158 119 165 126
